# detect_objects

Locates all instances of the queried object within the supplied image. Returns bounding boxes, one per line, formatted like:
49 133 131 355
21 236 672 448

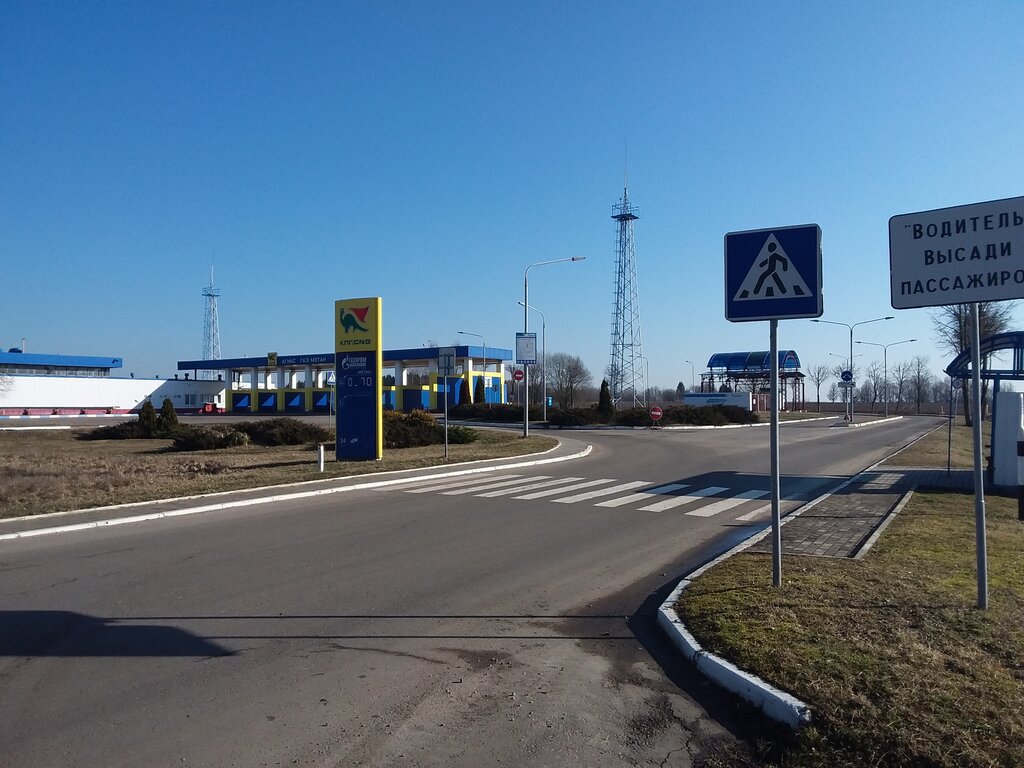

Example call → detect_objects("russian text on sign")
889 196 1024 309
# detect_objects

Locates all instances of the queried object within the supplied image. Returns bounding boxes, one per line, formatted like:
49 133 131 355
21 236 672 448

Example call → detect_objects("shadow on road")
0 610 235 657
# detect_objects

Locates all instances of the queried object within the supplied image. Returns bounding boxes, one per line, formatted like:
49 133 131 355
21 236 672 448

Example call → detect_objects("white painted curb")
657 579 812 729
0 443 592 542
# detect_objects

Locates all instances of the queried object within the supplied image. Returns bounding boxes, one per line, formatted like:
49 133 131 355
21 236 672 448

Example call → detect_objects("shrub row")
383 410 477 449
547 404 759 427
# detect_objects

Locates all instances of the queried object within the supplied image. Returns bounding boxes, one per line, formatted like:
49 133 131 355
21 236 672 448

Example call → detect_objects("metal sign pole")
443 374 449 459
770 319 782 587
970 302 988 609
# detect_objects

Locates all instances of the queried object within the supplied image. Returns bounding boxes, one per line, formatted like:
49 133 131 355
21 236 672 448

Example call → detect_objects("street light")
517 301 547 421
684 360 696 393
457 331 488 409
812 316 893 424
523 256 585 437
856 338 916 418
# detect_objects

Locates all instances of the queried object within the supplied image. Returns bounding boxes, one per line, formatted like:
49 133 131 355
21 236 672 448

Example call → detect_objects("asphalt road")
0 416 941 767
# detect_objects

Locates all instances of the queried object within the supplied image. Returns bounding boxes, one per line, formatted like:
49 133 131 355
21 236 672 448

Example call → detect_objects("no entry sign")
649 406 663 421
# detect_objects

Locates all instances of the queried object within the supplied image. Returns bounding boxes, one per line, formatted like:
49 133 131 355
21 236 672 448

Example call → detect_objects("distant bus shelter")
178 345 511 415
699 350 805 411
945 331 1024 482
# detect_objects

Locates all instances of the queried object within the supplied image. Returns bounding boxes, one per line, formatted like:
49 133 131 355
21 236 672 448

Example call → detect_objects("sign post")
438 347 456 459
334 297 383 461
889 196 1024 609
726 224 823 588
649 405 663 426
516 333 538 437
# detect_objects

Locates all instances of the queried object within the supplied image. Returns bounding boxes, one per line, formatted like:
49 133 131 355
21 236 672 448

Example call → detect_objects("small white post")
318 443 325 473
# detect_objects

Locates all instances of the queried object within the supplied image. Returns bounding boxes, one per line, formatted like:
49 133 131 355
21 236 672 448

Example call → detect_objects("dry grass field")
0 427 557 519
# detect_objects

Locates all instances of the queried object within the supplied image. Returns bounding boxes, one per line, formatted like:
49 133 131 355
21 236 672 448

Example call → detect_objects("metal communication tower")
608 186 644 408
200 268 222 379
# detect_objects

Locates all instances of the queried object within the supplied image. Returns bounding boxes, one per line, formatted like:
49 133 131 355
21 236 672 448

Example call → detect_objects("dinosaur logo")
339 306 370 333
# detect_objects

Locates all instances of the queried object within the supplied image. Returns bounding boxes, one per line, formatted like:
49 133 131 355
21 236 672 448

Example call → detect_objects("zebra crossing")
378 472 817 522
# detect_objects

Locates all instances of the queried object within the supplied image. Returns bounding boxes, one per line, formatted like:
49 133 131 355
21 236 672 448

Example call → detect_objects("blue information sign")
725 224 822 322
335 352 378 460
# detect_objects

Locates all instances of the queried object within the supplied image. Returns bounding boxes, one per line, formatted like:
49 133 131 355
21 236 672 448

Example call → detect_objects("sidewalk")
748 465 974 559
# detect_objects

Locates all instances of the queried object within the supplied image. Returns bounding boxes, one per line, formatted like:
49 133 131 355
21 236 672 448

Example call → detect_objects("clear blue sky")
3 2 1023 389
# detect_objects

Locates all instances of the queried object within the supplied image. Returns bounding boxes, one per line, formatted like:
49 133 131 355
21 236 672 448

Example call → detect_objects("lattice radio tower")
608 185 644 408
200 267 222 379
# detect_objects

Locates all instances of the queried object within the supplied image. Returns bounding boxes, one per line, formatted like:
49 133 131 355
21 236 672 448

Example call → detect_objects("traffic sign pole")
970 302 988 609
770 319 782 588
725 223 821 590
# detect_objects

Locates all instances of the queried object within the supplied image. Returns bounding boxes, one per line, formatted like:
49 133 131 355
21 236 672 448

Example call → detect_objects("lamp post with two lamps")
811 316 893 424
456 331 488 409
855 338 916 418
522 256 585 436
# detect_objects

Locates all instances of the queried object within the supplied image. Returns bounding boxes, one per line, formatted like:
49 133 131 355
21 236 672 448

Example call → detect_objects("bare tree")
908 355 932 415
890 360 912 414
805 364 830 412
827 383 838 403
547 353 593 409
932 301 1016 425
864 361 885 413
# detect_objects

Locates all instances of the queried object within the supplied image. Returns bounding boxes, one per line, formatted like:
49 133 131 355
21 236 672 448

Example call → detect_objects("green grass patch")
679 494 1024 766
680 415 1019 765
0 427 555 518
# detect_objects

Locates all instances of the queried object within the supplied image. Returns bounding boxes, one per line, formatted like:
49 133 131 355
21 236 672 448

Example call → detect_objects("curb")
657 581 812 729
834 415 904 428
655 469 877 730
0 443 593 542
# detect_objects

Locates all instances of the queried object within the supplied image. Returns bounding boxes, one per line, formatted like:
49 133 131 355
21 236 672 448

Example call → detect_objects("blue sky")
3 2 1023 389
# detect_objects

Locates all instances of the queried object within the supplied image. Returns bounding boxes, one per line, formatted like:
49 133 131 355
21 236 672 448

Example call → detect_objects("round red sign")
513 369 525 382
649 406 663 420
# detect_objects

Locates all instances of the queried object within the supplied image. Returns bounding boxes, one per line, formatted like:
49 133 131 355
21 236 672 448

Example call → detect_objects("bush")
382 410 479 448
459 378 471 405
474 377 485 404
233 418 331 446
79 420 155 440
171 425 251 452
138 400 157 435
597 379 614 421
157 398 180 435
547 407 594 427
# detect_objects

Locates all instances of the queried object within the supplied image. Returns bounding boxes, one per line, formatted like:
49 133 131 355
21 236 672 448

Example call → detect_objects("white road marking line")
403 474 523 493
685 489 770 517
441 475 554 495
552 480 651 504
639 486 730 512
512 478 617 500
594 483 689 508
736 503 771 521
477 477 588 498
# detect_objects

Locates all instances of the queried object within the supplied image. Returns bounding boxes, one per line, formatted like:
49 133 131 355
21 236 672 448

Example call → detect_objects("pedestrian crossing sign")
724 224 822 322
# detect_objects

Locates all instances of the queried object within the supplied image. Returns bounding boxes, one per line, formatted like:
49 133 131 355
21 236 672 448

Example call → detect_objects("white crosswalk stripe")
402 474 523 493
685 489 770 517
552 480 651 504
440 476 554 496
638 486 730 512
475 477 587 498
380 472 818 521
594 483 689 508
735 504 771 522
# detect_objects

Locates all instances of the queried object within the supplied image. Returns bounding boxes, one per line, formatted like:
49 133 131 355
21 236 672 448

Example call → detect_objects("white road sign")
889 196 1024 309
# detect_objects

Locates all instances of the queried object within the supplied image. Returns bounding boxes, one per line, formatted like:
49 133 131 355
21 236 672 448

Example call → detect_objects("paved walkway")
748 466 975 559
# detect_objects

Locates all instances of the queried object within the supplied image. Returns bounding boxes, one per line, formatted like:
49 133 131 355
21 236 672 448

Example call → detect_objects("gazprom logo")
339 306 370 333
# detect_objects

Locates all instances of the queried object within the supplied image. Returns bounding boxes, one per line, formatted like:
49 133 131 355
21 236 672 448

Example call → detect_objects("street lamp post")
812 316 893 424
856 338 916 418
684 359 696 393
518 301 547 421
457 331 488 408
523 256 585 437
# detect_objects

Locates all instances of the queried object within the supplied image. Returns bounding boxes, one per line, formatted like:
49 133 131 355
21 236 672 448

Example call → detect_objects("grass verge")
0 428 557 519
678 419 1024 767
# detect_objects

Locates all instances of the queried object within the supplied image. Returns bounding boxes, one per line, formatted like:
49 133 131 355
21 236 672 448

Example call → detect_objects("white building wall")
0 375 225 415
